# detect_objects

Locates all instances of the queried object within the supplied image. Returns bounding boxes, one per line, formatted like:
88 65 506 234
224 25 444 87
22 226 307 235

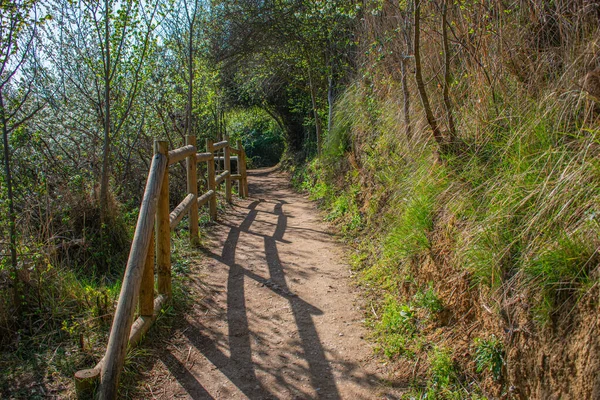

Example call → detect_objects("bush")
228 108 285 167
473 335 505 381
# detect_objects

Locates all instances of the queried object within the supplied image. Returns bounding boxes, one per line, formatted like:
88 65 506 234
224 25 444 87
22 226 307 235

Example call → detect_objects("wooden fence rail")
74 135 248 399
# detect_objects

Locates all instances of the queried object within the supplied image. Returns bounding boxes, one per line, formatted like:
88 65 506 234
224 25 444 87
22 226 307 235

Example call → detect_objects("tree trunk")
401 58 411 140
0 91 20 312
327 75 334 134
307 66 322 157
99 0 111 220
185 22 194 137
414 0 444 148
442 0 456 142
401 0 413 140
184 0 199 139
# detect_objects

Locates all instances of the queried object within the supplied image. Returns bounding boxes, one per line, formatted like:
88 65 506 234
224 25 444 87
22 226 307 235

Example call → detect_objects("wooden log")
97 141 167 400
75 292 166 399
128 294 166 347
196 152 212 162
186 136 199 245
214 155 238 161
243 151 249 197
139 230 155 317
206 140 217 221
168 193 196 230
236 140 245 198
212 140 228 151
168 145 196 166
231 174 242 180
197 190 214 208
215 170 230 186
224 135 232 203
229 147 240 155
156 142 171 298
235 140 243 170
238 140 248 198
75 368 100 399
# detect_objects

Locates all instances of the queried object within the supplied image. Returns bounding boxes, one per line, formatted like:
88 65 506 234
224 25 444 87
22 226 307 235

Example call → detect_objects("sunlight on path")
136 168 401 400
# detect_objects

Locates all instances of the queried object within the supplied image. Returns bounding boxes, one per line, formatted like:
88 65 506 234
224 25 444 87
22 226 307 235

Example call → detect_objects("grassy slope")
293 78 600 398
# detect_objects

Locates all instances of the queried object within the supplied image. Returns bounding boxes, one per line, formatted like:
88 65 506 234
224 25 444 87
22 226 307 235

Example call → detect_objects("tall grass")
296 59 600 395
319 77 600 321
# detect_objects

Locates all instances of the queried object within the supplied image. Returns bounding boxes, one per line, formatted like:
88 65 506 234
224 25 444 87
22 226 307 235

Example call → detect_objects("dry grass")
297 2 600 397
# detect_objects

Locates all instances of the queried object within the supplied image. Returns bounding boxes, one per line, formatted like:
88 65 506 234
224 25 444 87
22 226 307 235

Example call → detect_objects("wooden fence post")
186 135 199 245
139 229 155 317
97 140 167 400
236 139 247 198
242 148 249 197
156 141 171 298
224 135 232 203
206 139 218 221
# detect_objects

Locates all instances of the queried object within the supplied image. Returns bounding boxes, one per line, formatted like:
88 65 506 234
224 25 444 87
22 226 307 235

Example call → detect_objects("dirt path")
137 168 400 399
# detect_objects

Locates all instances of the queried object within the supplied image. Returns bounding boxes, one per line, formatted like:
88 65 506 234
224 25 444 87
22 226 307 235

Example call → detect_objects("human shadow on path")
154 173 406 399
264 200 341 399
181 197 342 399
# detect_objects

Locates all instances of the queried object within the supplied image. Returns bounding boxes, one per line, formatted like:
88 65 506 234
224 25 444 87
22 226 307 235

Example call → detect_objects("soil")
134 168 403 399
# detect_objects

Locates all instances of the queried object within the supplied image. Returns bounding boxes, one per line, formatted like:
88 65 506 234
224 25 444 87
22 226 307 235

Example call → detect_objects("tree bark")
442 0 456 142
0 91 20 311
327 75 334 134
99 0 112 220
400 58 411 140
401 0 413 140
307 65 322 157
414 0 444 148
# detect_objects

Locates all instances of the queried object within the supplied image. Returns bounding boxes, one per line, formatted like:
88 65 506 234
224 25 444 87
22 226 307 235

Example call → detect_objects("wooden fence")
74 136 248 399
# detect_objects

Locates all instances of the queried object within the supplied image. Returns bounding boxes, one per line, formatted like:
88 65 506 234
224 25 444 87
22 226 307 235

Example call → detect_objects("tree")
0 0 45 311
96 0 160 220
50 0 160 221
413 0 444 150
399 0 413 140
210 0 357 158
160 0 209 140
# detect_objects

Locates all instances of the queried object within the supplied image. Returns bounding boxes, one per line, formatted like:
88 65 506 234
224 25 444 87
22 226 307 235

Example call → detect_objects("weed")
373 297 418 359
379 297 416 335
429 347 458 389
414 283 444 314
326 195 350 221
473 335 504 381
526 234 598 316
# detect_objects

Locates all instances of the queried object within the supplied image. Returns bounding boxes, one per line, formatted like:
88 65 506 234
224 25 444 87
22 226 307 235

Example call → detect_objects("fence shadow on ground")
158 174 397 399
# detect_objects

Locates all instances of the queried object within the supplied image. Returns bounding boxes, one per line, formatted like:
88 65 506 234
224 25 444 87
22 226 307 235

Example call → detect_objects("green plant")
374 297 418 359
228 108 285 167
430 347 458 389
326 195 350 221
379 297 415 335
526 234 598 303
414 283 444 314
473 335 504 381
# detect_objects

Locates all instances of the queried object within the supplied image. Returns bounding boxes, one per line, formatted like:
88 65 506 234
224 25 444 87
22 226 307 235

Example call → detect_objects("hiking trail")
136 168 401 399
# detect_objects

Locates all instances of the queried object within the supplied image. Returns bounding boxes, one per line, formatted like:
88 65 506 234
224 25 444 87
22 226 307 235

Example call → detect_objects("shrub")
473 335 504 381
